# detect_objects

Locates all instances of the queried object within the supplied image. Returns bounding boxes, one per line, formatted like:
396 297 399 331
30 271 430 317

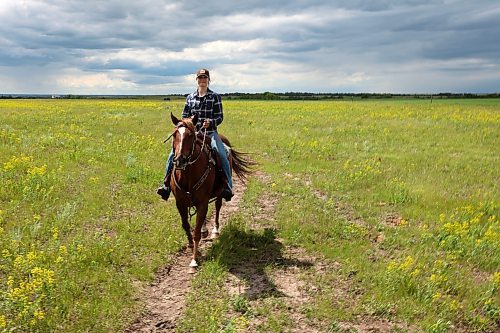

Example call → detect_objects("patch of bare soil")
127 171 413 332
249 170 278 230
250 172 413 333
338 318 414 333
125 179 245 333
222 171 330 332
383 212 405 227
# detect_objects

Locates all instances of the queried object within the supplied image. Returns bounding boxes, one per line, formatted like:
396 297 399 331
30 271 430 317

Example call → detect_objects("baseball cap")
196 68 210 78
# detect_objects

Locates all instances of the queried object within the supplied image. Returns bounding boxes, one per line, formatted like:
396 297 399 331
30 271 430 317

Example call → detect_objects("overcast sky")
1 0 499 94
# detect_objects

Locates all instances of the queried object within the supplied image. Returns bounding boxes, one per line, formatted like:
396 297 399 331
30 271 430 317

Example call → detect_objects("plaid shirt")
182 88 223 131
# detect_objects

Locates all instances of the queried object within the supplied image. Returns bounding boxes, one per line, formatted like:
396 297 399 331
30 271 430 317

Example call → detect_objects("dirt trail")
126 179 246 333
222 171 329 332
127 171 411 332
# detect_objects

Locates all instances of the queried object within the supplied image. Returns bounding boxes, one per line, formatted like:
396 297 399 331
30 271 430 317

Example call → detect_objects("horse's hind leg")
201 221 209 239
212 197 222 238
176 202 193 248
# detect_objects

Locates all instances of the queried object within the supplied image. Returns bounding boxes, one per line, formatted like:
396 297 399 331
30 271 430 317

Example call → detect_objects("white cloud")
83 38 280 68
56 69 137 93
0 0 499 94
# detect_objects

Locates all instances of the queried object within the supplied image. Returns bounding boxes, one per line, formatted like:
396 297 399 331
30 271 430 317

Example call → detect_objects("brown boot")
221 178 233 201
156 185 170 201
222 187 233 201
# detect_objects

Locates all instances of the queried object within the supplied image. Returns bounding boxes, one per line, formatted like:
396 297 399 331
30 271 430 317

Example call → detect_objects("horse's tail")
230 147 256 182
220 134 257 183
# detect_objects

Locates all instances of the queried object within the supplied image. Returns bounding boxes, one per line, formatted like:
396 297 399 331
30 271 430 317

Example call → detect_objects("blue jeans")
165 131 232 190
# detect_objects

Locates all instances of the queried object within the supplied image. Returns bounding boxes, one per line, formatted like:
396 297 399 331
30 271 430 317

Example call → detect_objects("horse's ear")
171 112 180 125
191 113 198 126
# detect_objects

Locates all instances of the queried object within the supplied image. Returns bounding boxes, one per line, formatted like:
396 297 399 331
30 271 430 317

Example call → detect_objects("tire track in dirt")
125 178 246 333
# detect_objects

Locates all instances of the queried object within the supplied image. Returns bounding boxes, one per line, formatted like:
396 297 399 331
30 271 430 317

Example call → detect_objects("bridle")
171 123 207 171
169 123 215 206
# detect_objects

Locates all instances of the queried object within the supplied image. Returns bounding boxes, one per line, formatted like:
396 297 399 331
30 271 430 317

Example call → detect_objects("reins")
167 125 215 211
166 124 207 168
186 128 208 166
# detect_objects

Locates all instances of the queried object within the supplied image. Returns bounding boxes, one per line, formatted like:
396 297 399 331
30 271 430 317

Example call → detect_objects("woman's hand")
203 119 210 128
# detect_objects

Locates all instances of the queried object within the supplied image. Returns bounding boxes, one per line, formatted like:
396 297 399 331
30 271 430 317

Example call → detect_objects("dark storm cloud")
0 0 499 93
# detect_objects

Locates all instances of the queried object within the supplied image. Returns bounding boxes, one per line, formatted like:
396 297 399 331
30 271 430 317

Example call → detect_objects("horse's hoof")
189 259 198 267
188 266 197 274
188 243 194 249
201 230 209 239
211 232 219 240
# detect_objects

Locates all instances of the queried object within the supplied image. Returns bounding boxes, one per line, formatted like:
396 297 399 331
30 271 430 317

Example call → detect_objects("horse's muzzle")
174 155 188 170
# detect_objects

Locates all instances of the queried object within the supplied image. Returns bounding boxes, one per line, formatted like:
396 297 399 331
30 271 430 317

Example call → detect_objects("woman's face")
197 75 209 88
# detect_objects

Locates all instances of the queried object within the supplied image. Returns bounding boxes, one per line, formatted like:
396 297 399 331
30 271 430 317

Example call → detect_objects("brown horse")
169 113 253 270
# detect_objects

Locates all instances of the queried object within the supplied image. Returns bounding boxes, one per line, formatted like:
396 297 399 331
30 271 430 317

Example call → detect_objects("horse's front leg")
190 202 209 270
212 197 223 239
176 201 193 248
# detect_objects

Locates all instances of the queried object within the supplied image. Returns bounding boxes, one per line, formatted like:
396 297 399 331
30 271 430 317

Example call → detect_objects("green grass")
1 99 499 332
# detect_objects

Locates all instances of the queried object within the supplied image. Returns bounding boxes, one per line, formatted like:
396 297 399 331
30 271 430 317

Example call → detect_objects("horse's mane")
179 118 196 133
179 118 210 143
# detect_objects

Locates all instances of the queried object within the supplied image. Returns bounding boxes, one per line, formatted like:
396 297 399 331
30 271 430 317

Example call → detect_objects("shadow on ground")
203 221 313 300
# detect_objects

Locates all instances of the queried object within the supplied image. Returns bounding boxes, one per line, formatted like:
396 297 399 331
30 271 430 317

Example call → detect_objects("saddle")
198 134 232 196
208 143 231 177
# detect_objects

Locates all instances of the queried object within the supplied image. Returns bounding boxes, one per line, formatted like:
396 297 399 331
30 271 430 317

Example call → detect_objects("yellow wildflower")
387 260 398 271
7 276 14 288
26 251 37 263
27 164 47 177
429 273 447 284
483 226 498 242
2 249 11 258
448 299 460 311
33 309 45 320
13 255 25 268
59 245 68 256
234 315 250 329
493 272 500 285
52 227 59 240
3 154 33 171
399 256 415 272
0 315 6 328
410 269 421 277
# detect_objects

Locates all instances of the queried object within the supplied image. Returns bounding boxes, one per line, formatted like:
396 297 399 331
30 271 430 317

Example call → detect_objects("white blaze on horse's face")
177 126 186 156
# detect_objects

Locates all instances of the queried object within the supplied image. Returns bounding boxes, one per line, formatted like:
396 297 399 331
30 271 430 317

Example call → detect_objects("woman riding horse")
165 111 253 270
157 68 233 202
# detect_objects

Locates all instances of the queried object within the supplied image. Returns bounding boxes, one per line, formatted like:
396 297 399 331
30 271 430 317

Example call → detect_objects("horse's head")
170 113 198 170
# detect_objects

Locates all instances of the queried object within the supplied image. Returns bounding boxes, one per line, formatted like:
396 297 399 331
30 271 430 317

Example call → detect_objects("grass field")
0 98 498 332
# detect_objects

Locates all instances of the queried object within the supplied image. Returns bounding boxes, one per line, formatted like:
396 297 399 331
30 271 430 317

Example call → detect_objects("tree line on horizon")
1 92 499 100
